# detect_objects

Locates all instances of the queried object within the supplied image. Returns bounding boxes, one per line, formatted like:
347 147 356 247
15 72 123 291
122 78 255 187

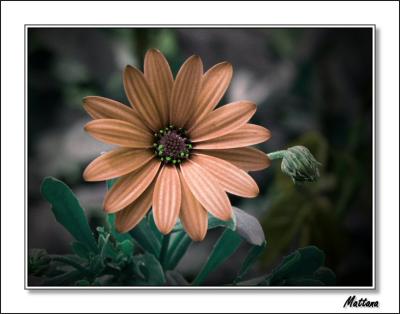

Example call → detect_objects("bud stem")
267 150 286 160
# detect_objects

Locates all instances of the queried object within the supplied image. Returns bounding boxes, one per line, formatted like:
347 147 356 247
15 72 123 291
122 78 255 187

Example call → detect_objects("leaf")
234 241 266 283
173 207 265 246
132 252 166 285
71 241 91 260
41 177 98 253
235 246 335 287
165 270 189 286
165 231 192 270
283 277 325 286
75 279 91 286
192 229 242 285
106 180 161 257
314 266 336 285
117 239 134 256
274 246 325 280
28 249 51 276
129 219 161 256
147 211 163 243
42 270 82 286
232 207 265 246
107 214 133 242
265 246 328 286
173 213 236 232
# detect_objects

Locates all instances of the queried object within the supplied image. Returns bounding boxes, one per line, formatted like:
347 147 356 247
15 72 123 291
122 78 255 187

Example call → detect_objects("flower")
280 146 321 183
82 49 271 241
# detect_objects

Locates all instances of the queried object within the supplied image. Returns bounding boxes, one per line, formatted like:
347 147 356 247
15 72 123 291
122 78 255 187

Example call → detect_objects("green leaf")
50 255 91 276
129 219 161 256
147 211 163 243
42 270 82 286
71 241 91 260
41 177 98 253
117 239 134 256
166 231 192 270
314 266 336 285
173 213 236 233
265 246 327 286
75 279 91 286
132 252 166 285
28 249 51 276
283 277 325 286
165 270 189 286
234 241 267 283
192 229 242 285
106 178 117 189
107 214 133 242
106 180 161 256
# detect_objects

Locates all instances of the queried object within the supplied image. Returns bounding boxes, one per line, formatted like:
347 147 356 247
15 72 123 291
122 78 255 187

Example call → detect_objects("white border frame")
24 24 376 290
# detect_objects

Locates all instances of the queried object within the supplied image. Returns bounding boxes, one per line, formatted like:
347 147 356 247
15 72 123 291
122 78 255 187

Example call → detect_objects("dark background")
28 28 373 286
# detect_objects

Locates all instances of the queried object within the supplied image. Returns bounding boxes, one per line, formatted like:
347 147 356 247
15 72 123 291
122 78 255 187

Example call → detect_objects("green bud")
166 156 171 161
280 146 321 183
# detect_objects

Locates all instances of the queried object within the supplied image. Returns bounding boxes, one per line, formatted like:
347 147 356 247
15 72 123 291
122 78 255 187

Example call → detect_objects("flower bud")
280 146 321 183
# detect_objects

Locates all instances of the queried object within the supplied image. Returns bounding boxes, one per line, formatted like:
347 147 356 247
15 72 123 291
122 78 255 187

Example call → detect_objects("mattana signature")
343 295 379 308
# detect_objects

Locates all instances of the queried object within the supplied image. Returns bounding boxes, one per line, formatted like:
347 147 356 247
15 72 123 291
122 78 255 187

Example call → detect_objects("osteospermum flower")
83 49 271 241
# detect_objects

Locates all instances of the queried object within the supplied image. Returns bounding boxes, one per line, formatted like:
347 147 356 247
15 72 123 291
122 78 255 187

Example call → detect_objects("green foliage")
237 246 336 286
41 177 98 253
30 177 336 287
192 229 243 285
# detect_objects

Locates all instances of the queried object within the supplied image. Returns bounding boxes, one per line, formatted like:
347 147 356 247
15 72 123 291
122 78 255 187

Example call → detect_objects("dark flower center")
153 125 192 164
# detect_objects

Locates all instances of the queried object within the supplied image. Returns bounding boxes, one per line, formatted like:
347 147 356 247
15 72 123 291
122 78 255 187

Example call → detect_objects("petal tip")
146 48 161 55
189 231 207 242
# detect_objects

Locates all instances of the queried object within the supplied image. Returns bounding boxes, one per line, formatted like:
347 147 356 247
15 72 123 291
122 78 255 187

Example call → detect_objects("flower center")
153 125 192 164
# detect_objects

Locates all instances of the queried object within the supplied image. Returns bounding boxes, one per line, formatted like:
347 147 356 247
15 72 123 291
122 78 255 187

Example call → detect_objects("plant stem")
267 150 286 160
159 234 171 269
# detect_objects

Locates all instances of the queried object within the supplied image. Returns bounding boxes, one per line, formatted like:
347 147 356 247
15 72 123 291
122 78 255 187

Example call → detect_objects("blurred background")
28 27 373 286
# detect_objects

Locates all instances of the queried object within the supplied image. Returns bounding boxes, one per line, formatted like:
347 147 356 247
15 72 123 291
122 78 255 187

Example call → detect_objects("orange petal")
170 55 203 127
180 159 232 221
189 101 256 142
82 96 149 132
115 181 155 233
123 65 163 130
188 61 233 127
178 170 208 241
144 49 173 127
104 159 161 213
84 119 153 148
192 154 259 198
194 124 271 149
200 147 271 172
83 148 154 182
153 166 181 234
